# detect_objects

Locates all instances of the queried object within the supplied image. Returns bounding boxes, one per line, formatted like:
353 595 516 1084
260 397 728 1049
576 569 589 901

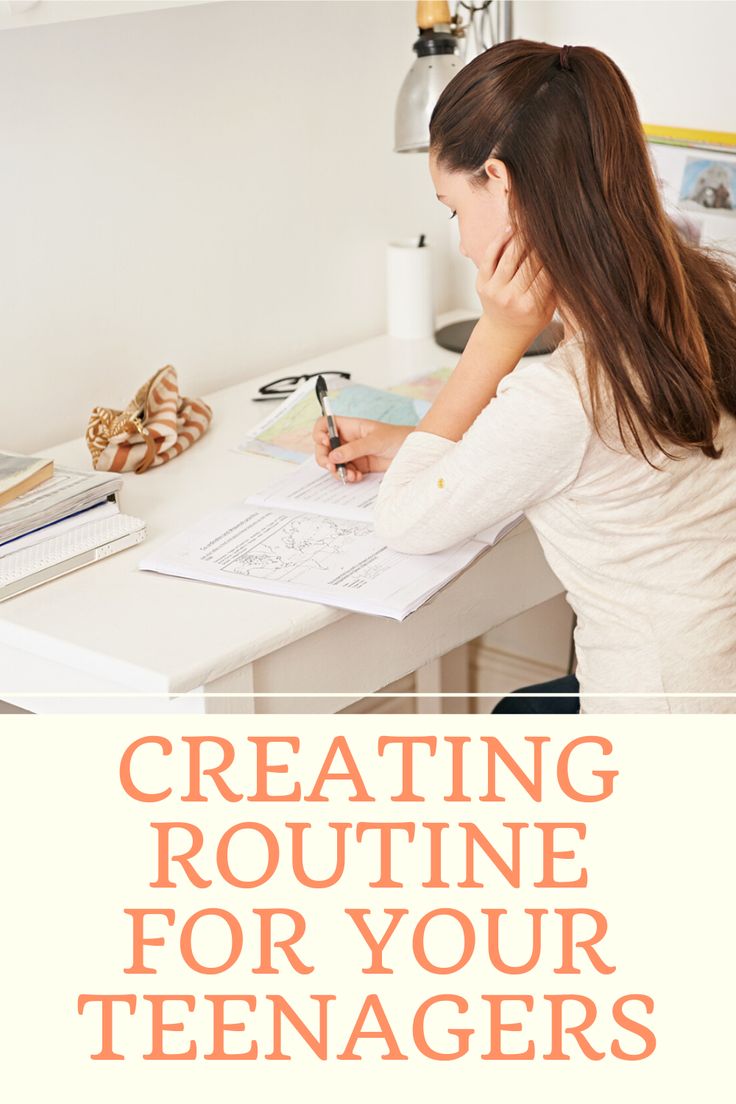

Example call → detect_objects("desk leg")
414 657 442 714
202 664 256 714
415 645 471 714
441 643 472 714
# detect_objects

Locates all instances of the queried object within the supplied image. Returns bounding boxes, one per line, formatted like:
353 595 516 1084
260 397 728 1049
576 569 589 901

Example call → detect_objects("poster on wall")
645 124 736 251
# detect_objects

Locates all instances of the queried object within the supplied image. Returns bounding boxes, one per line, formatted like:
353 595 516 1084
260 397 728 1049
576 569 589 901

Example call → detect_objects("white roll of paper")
386 238 434 340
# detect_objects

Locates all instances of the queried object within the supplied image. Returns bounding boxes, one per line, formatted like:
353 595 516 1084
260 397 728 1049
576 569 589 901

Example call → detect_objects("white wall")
0 1 203 31
0 0 458 452
532 0 736 132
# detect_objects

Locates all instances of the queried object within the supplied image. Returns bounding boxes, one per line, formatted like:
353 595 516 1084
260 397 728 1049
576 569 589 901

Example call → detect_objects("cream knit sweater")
374 337 736 713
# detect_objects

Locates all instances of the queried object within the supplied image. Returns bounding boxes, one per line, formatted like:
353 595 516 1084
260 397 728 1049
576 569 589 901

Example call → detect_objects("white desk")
0 316 565 713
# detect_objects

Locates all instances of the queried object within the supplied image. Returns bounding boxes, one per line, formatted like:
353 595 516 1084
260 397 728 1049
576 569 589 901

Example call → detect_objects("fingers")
478 225 514 284
312 415 328 443
518 252 542 294
314 430 366 481
526 262 555 307
329 455 365 482
313 416 356 480
493 232 525 285
327 434 379 466
314 429 331 470
315 415 386 482
328 459 363 481
473 218 557 337
313 414 369 443
314 419 402 481
504 244 552 306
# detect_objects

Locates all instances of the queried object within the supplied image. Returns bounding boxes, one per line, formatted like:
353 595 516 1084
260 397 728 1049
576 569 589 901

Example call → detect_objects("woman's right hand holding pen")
313 416 412 482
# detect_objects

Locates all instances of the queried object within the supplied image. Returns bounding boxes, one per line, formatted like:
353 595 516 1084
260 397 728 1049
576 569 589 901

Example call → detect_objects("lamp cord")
456 0 496 54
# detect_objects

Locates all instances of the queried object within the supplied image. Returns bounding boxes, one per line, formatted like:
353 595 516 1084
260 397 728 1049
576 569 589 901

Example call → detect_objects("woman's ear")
484 157 510 194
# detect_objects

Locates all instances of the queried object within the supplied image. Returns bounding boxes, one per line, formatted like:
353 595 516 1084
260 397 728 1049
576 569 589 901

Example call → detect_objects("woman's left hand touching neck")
476 227 557 355
418 228 558 443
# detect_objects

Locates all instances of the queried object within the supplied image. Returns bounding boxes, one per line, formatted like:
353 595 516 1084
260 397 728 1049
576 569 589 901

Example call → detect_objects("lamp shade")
394 33 461 153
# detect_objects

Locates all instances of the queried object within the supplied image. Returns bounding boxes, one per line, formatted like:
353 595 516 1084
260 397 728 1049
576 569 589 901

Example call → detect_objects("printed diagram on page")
203 513 372 582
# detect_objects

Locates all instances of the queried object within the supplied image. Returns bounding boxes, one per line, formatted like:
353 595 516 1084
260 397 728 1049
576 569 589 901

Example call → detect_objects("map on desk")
237 367 453 463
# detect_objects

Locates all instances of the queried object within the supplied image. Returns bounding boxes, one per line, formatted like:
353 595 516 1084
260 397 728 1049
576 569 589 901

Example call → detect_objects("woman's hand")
415 232 556 444
312 416 413 482
476 227 556 351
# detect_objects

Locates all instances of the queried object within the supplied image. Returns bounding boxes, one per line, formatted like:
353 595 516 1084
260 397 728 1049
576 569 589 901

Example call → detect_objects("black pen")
315 374 347 485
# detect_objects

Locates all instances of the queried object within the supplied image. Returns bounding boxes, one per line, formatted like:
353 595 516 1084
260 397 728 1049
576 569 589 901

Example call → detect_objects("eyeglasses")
252 371 352 401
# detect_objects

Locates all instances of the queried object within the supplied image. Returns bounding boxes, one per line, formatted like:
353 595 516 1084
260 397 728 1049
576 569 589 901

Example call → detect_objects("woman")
313 40 736 714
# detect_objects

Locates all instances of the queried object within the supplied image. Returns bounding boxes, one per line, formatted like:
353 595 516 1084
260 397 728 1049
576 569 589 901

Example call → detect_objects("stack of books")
0 452 55 507
0 451 146 602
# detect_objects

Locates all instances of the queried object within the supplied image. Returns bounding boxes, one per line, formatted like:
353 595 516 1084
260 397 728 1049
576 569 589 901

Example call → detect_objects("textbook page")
248 458 523 544
139 505 485 620
246 458 382 522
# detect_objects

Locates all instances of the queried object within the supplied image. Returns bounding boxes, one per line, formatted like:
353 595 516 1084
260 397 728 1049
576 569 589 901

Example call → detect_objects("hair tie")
559 44 572 70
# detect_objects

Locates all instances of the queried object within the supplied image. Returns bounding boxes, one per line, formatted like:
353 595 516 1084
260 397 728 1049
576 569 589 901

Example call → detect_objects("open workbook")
139 460 521 621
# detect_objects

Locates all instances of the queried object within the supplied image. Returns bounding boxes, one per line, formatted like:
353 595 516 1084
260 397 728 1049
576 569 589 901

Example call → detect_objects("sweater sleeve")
373 355 592 554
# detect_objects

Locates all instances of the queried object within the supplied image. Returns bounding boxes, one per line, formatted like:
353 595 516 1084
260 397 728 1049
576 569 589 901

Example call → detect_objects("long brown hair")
430 39 736 459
